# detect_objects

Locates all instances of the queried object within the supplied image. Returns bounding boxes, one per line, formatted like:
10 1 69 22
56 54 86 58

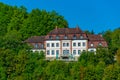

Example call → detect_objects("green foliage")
103 64 120 80
78 51 97 66
96 47 114 65
103 28 120 54
0 2 120 80
116 49 120 65
19 9 68 39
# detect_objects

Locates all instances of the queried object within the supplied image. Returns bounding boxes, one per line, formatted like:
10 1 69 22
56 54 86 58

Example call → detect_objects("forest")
0 2 120 80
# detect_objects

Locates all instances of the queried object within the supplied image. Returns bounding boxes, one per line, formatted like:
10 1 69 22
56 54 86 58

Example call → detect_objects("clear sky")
0 0 120 33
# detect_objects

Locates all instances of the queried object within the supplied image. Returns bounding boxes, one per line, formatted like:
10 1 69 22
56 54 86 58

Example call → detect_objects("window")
73 43 76 46
83 42 86 46
63 50 66 55
67 43 69 47
73 35 76 39
90 50 94 52
64 35 67 39
47 43 50 47
80 35 83 39
78 43 81 46
56 43 59 47
67 50 69 54
51 43 54 47
98 43 102 46
49 36 52 39
35 43 39 48
56 36 59 39
63 43 65 47
52 50 54 55
41 44 44 48
91 44 94 47
56 50 59 55
47 50 50 55
63 50 69 55
73 50 76 55
78 50 81 55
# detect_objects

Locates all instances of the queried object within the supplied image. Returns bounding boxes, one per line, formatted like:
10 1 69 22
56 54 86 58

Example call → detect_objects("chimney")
99 34 102 37
76 25 79 30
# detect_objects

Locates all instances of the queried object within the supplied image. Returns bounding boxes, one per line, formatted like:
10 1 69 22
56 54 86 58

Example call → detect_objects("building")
25 26 108 61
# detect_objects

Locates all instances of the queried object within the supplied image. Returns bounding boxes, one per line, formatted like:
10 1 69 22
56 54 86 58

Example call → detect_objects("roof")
87 34 108 48
48 27 83 35
87 34 105 41
24 36 45 43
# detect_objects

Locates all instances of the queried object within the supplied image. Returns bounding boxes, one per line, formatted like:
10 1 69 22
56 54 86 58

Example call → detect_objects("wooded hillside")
0 2 120 80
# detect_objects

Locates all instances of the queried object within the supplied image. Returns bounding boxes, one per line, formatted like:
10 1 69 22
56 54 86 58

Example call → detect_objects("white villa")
25 26 107 61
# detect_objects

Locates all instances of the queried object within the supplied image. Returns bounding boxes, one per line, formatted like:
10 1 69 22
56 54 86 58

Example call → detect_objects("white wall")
32 49 45 53
45 40 88 57
72 40 87 57
46 40 60 57
61 40 71 54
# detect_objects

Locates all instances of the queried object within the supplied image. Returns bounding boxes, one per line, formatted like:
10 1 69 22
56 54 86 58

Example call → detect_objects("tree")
20 9 68 39
7 6 27 32
91 30 94 34
103 64 120 80
1 30 23 51
116 49 120 65
96 47 114 65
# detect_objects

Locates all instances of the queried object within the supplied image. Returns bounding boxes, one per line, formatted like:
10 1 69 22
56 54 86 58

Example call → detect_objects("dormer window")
73 35 76 39
91 44 94 47
56 36 59 39
49 36 52 39
98 43 102 46
80 35 83 39
41 44 44 48
64 35 67 39
35 43 39 48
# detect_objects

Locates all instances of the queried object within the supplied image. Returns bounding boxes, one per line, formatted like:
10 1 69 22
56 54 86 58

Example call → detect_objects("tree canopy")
0 2 120 80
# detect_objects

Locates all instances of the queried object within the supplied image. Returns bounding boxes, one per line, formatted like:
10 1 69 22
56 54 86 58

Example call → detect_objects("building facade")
25 26 108 61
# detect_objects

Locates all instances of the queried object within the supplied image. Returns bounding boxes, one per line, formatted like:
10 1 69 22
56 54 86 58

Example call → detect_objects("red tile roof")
87 34 105 41
24 36 45 43
48 27 83 35
87 34 108 48
24 27 108 49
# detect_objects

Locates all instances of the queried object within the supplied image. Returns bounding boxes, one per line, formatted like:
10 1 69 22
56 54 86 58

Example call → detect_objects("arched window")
98 43 102 46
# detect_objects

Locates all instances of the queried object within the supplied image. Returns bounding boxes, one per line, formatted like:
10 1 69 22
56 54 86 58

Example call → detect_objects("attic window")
49 36 52 39
56 36 59 39
41 44 44 48
73 35 76 39
35 43 39 48
64 35 67 39
80 35 83 39
98 43 102 46
91 44 94 47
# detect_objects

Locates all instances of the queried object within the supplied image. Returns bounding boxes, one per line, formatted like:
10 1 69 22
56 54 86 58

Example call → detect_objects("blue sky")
0 0 120 33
